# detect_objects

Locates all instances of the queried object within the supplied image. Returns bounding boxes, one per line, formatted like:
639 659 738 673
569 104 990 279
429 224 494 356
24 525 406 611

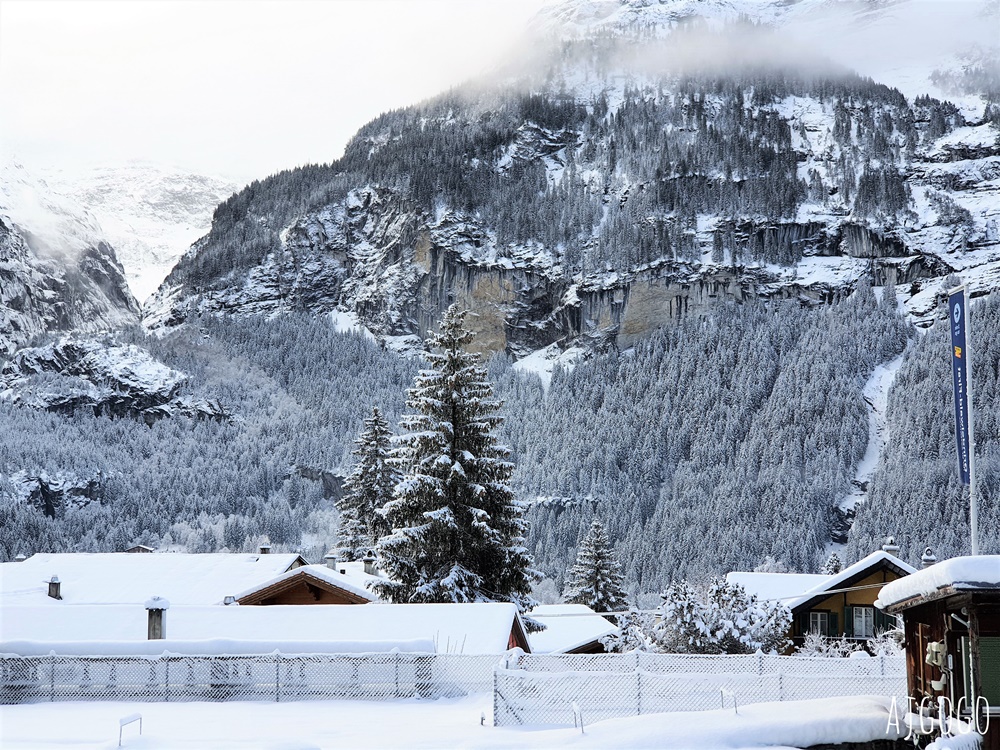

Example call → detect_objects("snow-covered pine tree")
562 518 629 613
821 552 842 575
335 406 395 561
654 580 711 653
374 305 537 614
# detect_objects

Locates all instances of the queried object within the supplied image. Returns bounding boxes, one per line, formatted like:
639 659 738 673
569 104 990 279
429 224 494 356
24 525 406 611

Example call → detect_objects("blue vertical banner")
949 287 972 484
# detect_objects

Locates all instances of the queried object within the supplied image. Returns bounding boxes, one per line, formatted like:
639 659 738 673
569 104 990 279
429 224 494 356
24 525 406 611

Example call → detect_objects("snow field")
0 694 904 750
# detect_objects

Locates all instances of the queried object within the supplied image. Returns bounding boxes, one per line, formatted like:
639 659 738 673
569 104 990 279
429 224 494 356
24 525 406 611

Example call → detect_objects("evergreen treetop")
374 305 537 613
335 405 395 562
563 518 629 613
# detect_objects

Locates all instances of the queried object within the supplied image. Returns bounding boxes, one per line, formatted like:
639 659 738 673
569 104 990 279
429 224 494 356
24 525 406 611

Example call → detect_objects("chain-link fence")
0 652 499 704
494 652 907 726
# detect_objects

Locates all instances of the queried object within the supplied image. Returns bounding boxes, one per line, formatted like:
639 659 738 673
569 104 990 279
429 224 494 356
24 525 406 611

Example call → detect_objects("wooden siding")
237 572 372 606
792 568 907 641
894 592 1000 750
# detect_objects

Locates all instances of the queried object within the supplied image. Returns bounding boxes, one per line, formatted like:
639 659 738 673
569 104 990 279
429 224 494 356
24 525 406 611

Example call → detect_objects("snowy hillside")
42 164 239 303
0 161 140 355
145 0 1000 353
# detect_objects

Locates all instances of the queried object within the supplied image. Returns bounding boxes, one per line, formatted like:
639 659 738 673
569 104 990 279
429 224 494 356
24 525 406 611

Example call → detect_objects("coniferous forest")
2 16 998 605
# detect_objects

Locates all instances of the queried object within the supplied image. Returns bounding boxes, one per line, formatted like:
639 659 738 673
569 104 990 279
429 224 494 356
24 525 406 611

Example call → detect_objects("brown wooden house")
788 551 915 647
236 563 379 606
877 556 1000 750
731 550 916 649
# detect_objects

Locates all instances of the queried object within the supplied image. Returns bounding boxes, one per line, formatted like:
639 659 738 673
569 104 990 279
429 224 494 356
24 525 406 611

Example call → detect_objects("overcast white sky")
0 0 548 184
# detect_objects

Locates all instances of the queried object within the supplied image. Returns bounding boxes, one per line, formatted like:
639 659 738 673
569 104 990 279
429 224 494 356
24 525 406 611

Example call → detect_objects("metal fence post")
49 655 55 702
275 654 280 703
636 669 642 715
165 658 170 702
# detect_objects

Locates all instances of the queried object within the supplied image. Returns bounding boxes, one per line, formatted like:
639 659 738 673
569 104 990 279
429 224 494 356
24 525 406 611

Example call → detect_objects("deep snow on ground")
0 694 905 749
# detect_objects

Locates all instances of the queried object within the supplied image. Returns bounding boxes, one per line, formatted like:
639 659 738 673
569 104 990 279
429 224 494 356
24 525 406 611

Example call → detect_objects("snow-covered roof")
0 602 521 655
234 562 381 604
789 551 917 610
875 556 1000 611
726 572 831 604
528 604 617 654
728 551 916 611
0 552 305 606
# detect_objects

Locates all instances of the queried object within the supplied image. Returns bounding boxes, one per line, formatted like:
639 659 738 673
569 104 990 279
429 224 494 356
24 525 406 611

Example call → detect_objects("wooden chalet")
877 555 1000 750
730 547 916 649
788 550 915 647
236 564 378 606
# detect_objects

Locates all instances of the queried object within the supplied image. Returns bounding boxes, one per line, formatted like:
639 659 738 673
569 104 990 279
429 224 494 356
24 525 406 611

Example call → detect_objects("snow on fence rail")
493 652 907 727
0 652 499 704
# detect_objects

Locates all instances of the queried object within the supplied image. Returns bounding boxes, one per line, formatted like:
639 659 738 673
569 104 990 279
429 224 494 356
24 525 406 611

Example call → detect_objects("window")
809 611 829 635
853 606 875 638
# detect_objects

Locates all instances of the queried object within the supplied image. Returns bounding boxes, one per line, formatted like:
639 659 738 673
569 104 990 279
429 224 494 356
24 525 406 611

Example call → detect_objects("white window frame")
853 606 875 638
809 611 829 635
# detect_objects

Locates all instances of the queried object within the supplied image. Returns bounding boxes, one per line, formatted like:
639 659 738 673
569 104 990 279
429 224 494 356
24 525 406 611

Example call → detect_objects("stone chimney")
882 536 901 556
47 575 62 600
145 596 170 640
921 547 938 568
324 551 337 570
259 541 271 555
363 551 378 577
14 554 26 562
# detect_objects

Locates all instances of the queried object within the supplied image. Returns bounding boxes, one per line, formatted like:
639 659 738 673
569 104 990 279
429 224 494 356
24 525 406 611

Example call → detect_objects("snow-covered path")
0 694 904 749
837 350 907 517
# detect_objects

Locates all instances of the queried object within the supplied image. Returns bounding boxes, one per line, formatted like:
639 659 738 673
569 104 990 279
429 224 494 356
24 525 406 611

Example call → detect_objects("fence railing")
2 649 908 727
0 652 498 704
493 651 907 726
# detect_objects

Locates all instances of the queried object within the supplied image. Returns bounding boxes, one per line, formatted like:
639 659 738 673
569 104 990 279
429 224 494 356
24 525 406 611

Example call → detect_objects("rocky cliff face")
143 0 1000 356
0 163 140 356
0 337 227 424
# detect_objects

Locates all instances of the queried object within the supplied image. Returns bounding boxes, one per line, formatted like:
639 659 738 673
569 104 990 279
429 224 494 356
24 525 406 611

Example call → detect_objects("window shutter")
829 612 839 638
874 609 893 633
844 607 853 638
797 614 807 637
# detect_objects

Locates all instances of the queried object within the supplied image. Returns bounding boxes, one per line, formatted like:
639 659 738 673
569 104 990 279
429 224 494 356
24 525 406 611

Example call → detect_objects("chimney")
223 595 237 606
324 551 337 570
921 547 938 568
145 596 170 640
15 554 26 562
259 541 271 555
47 575 62 600
881 536 901 556
362 551 378 577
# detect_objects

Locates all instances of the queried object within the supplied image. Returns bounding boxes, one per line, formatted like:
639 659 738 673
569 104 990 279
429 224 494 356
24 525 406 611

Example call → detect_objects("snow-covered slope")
0 162 140 355
42 164 239 304
145 0 999 356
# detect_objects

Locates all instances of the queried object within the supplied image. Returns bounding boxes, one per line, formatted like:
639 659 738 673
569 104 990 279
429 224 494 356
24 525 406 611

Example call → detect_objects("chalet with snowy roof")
528 604 617 654
876 555 1000 750
0 551 307 607
235 558 382 606
729 546 916 648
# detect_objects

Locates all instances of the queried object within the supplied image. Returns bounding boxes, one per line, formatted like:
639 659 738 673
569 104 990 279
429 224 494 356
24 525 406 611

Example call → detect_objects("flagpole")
949 284 978 556
966 287 979 556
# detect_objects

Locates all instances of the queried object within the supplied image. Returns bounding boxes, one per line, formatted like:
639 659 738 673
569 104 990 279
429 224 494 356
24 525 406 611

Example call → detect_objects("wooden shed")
876 555 1000 749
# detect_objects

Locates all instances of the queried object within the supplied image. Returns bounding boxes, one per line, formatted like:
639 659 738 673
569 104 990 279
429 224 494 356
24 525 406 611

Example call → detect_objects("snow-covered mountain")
42 164 239 304
144 0 999 353
0 162 140 356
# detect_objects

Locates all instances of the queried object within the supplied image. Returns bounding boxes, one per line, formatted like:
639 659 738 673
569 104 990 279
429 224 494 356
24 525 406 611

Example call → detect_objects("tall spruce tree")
562 519 629 613
374 305 536 613
335 406 395 561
